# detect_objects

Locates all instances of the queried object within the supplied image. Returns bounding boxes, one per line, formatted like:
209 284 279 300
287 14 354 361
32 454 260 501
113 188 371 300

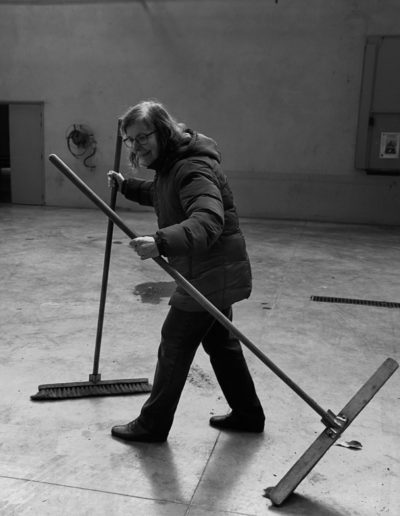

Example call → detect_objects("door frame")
1 100 45 205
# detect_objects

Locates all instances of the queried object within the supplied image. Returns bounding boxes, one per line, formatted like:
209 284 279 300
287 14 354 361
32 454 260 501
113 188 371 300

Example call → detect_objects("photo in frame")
379 132 400 159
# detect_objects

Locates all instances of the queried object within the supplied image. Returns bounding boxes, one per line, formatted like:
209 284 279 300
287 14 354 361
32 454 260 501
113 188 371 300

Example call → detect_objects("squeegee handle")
49 153 336 424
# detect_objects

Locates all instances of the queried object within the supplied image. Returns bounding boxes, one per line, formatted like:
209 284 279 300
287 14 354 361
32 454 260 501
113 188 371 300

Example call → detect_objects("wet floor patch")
133 281 176 304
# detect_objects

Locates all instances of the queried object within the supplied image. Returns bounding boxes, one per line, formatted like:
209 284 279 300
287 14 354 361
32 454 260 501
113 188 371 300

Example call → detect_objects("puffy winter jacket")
121 129 252 311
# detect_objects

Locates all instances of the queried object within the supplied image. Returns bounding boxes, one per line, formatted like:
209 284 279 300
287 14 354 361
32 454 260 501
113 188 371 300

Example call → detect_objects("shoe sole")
111 429 167 443
209 423 264 433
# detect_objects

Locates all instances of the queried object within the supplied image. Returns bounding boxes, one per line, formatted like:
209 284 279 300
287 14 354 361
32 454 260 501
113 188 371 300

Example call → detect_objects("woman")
108 100 265 442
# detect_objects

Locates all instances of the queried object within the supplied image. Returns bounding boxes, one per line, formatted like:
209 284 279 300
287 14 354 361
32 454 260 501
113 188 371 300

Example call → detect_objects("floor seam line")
183 432 221 516
0 474 189 507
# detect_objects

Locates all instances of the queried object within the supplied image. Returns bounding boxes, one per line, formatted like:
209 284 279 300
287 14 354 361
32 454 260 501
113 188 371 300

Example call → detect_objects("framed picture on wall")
379 132 400 159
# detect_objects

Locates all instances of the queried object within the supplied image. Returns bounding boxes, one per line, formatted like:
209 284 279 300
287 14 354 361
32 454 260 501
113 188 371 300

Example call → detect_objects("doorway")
0 102 44 205
355 36 400 173
0 104 10 202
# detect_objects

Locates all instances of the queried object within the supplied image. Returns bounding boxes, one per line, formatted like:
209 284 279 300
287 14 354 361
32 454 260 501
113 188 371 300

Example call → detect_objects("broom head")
31 378 152 401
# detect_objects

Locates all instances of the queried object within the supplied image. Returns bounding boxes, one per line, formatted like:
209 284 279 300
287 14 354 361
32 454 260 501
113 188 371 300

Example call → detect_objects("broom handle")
49 153 336 426
91 121 122 379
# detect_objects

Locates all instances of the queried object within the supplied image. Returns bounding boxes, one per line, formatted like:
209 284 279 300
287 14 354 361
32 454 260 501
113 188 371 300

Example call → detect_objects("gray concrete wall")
1 0 400 224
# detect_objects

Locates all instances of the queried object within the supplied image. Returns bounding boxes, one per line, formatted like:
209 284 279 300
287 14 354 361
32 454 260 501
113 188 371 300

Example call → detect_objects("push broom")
31 124 151 400
47 154 398 506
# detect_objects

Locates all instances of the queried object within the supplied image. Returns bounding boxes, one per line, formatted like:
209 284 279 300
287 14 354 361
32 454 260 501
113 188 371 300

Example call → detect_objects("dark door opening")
0 104 11 203
0 102 44 205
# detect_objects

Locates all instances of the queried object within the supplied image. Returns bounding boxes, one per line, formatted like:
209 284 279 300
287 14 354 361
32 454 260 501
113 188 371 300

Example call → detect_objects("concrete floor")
0 204 399 516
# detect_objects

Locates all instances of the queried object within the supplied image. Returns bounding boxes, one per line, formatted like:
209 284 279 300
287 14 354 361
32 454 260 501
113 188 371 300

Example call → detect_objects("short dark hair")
120 100 185 167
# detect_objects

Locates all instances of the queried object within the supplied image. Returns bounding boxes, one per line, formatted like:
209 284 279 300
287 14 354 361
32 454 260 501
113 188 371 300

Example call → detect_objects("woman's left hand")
130 236 159 260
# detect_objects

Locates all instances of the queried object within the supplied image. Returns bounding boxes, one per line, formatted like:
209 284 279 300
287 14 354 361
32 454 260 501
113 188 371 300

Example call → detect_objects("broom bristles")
31 379 152 401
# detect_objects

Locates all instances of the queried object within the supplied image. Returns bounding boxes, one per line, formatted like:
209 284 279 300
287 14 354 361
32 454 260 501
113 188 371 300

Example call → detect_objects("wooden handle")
49 152 350 425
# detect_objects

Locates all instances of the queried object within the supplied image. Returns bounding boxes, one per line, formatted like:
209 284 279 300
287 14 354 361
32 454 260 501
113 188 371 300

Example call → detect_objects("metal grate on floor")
310 295 400 308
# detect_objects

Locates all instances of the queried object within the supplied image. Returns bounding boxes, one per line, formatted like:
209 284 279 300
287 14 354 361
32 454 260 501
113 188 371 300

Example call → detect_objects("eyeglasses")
122 131 156 148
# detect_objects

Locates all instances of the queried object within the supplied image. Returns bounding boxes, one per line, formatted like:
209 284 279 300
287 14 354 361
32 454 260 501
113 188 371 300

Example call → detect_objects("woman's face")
125 120 159 168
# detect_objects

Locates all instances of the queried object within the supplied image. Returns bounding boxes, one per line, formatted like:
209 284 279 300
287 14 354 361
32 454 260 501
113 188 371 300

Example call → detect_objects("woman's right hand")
107 170 125 189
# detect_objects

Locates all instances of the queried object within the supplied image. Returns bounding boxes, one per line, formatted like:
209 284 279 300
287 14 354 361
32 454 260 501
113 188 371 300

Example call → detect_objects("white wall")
1 0 400 224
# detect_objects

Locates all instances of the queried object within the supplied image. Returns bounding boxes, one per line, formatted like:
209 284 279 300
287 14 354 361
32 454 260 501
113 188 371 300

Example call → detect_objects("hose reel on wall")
66 124 97 170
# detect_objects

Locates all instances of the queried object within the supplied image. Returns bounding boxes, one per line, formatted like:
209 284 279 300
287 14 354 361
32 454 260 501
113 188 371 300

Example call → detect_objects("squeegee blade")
264 358 399 506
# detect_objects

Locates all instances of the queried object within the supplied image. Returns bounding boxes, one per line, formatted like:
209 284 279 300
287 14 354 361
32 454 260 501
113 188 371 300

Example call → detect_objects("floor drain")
310 296 400 308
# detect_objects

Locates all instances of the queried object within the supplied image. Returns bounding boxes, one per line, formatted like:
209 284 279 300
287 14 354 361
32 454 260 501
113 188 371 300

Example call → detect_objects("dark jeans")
138 306 264 436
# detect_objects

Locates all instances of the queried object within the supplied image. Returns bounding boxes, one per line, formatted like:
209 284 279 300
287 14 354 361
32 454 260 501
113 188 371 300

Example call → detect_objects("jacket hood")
177 129 221 163
153 129 221 173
